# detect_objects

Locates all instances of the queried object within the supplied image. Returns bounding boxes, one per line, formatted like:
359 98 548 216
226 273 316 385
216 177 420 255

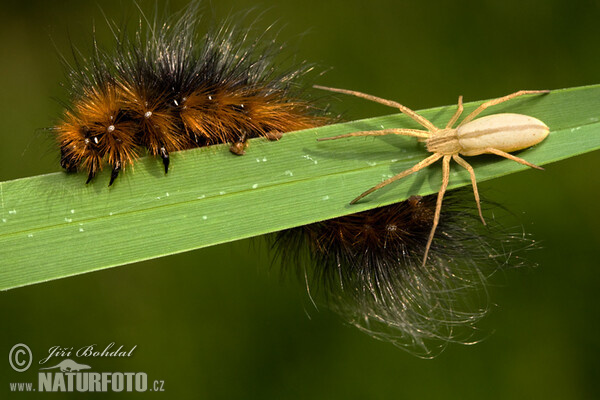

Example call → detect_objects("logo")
7 343 165 393
39 359 91 372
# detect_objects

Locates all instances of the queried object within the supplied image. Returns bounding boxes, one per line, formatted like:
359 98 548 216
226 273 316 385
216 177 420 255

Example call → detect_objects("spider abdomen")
457 113 549 156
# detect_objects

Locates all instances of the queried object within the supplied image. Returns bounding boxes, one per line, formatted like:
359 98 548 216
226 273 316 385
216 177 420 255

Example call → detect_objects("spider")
316 85 550 265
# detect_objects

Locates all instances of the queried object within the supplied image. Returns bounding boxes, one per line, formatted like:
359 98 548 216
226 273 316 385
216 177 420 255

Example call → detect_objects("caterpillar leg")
109 161 121 186
86 170 96 184
229 132 249 155
159 146 170 173
230 130 283 154
84 156 102 184
229 141 248 155
264 131 283 141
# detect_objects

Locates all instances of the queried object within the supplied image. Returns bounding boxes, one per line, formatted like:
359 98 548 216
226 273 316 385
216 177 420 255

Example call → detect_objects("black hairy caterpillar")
273 191 532 355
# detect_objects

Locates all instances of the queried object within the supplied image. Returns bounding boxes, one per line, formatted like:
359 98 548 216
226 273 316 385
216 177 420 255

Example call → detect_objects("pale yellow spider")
316 85 550 266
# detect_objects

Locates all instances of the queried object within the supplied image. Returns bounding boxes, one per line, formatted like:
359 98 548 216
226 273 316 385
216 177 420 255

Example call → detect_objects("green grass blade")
1 84 599 290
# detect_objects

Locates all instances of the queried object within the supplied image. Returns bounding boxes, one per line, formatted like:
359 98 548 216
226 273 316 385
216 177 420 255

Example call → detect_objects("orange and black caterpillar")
56 4 324 185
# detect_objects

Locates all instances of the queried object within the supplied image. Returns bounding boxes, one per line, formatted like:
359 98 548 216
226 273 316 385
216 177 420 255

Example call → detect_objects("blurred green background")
1 0 599 398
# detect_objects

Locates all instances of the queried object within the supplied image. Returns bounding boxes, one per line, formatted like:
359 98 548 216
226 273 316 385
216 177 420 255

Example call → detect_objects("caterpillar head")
57 84 138 184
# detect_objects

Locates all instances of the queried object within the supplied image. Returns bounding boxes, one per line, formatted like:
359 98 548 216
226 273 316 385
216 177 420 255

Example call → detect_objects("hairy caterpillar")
55 3 325 185
273 191 530 354
53 2 532 354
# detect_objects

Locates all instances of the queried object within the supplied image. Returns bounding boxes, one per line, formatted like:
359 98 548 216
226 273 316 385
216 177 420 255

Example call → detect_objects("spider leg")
350 153 442 204
422 155 451 267
318 128 430 142
458 90 550 127
452 154 485 225
446 96 464 129
483 147 544 170
314 85 438 131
